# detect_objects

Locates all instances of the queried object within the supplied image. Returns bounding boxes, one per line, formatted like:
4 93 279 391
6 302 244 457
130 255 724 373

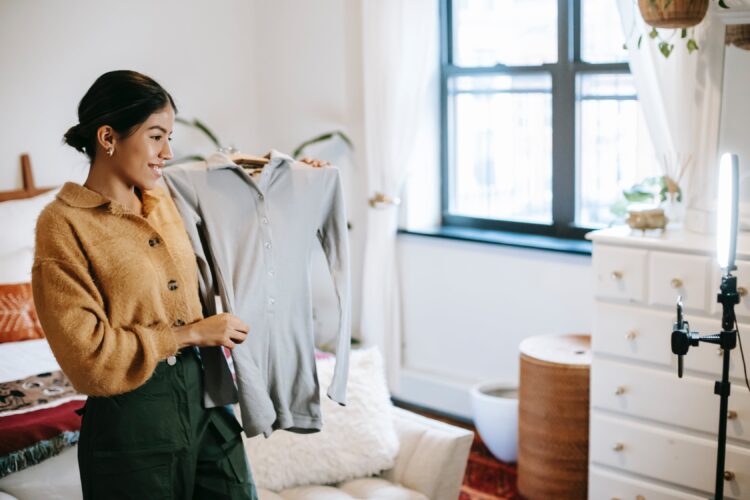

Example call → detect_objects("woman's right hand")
173 313 249 350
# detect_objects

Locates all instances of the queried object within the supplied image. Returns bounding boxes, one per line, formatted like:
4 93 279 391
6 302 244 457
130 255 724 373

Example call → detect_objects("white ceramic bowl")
470 382 518 463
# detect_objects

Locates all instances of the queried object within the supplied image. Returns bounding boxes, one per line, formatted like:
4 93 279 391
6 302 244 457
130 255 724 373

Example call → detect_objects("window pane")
452 0 557 67
448 74 553 224
581 0 628 63
576 74 659 227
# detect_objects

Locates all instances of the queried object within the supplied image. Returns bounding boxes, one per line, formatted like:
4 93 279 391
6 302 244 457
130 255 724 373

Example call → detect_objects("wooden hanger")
228 152 270 169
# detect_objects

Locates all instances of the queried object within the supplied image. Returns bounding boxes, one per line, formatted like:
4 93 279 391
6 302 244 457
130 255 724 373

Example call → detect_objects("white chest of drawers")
588 227 750 500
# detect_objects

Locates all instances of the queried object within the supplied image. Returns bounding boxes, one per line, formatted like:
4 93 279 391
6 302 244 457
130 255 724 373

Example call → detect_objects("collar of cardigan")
57 182 162 217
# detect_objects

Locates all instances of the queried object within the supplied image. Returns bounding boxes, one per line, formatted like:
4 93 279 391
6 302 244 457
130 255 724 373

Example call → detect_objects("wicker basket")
726 24 750 50
638 0 709 29
517 334 591 500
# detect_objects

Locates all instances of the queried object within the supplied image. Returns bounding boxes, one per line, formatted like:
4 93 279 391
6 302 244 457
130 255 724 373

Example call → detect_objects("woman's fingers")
229 328 248 344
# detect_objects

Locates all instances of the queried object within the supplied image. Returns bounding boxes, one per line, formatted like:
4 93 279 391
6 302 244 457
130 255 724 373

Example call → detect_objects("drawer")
594 245 648 303
590 413 750 498
589 465 706 500
648 251 709 313
593 303 749 381
711 261 750 320
591 358 750 443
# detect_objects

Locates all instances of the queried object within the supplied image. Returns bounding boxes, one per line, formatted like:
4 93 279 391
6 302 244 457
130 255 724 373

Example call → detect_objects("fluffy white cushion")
0 188 59 258
244 347 399 492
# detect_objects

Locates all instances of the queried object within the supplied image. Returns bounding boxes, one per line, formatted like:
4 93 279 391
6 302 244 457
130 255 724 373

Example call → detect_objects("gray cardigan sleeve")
317 168 352 406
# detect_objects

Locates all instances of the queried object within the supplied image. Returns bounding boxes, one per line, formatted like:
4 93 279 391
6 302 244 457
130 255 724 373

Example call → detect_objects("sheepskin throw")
244 347 399 491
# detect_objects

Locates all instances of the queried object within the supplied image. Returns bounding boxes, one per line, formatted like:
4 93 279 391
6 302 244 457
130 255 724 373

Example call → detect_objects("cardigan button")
148 237 161 247
167 280 178 291
173 319 185 327
167 355 177 366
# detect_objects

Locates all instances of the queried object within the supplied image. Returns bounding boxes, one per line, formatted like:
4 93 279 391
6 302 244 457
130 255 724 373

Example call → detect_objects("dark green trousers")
77 348 258 500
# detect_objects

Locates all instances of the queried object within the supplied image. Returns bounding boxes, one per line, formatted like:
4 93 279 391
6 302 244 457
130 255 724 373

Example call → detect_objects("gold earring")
107 147 114 157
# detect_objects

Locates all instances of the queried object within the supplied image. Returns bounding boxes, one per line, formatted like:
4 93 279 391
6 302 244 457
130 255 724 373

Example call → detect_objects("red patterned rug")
460 432 521 500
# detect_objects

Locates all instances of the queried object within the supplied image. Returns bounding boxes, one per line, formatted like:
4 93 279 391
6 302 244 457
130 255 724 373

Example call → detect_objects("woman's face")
112 105 175 191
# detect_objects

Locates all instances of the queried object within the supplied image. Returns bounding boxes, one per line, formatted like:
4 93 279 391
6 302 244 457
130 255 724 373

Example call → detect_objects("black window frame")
439 0 631 241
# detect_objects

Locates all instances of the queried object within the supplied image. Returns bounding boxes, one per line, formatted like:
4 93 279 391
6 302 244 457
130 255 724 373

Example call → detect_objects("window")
440 0 658 239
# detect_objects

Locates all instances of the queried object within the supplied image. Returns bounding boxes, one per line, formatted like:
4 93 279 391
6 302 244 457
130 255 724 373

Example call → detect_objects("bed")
0 155 83 500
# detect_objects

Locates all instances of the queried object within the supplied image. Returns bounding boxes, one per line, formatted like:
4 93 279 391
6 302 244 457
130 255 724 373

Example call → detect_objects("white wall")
0 0 258 189
395 235 593 418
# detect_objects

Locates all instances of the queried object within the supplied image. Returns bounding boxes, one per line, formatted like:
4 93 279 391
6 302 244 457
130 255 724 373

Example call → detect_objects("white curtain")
360 0 439 391
617 0 726 231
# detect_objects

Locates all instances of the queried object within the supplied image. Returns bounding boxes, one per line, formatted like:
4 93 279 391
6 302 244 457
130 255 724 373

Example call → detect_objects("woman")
31 70 258 499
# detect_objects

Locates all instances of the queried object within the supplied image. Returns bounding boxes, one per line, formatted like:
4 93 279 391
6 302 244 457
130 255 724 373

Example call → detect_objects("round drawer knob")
615 386 627 396
636 496 646 500
724 470 735 481
739 286 748 297
626 330 638 340
670 278 683 289
612 442 625 452
611 271 623 280
728 410 738 420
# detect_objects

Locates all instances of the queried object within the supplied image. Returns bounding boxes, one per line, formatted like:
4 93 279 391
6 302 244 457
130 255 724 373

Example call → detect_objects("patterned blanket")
0 370 85 477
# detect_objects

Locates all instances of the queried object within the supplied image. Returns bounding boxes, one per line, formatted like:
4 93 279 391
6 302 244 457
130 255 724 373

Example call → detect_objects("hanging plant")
726 24 750 50
638 0 710 29
627 0 730 57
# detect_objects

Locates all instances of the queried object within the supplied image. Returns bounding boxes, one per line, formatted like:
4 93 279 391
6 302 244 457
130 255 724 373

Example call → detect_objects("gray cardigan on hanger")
163 151 351 438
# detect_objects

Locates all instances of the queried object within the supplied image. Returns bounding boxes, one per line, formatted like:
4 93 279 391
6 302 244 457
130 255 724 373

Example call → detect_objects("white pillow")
244 347 400 491
0 188 60 258
0 248 33 284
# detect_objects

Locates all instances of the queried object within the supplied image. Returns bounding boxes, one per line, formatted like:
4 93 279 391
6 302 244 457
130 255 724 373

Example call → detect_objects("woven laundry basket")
517 333 591 500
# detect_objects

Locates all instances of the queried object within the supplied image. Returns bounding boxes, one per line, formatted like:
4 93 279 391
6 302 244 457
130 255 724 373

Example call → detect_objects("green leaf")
192 119 222 149
687 38 699 53
681 28 687 39
175 117 222 149
637 34 643 49
623 191 655 203
719 0 729 8
658 41 673 58
649 28 659 39
623 42 628 50
292 130 354 159
664 0 673 10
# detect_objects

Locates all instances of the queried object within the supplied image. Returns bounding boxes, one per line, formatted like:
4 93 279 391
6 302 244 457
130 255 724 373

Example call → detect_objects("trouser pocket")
89 451 174 500
207 410 249 484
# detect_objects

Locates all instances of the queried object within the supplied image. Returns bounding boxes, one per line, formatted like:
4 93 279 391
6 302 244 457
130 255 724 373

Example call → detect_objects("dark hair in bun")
63 70 177 161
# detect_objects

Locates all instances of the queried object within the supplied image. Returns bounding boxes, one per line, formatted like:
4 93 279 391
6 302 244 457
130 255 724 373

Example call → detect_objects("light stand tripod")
671 275 738 499
670 153 741 500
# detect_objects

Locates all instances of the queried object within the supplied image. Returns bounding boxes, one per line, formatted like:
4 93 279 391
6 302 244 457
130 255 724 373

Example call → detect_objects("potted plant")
171 117 353 164
630 0 729 57
638 0 711 29
726 23 750 49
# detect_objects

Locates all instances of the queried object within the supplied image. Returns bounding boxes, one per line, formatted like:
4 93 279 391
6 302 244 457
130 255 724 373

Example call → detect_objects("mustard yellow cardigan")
31 182 203 396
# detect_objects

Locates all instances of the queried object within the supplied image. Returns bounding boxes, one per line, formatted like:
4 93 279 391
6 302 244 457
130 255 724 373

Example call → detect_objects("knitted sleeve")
31 209 178 396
